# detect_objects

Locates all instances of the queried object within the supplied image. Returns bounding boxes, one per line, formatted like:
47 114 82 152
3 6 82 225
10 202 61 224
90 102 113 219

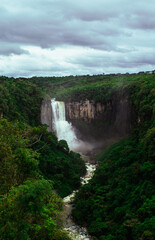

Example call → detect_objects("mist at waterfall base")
51 99 93 154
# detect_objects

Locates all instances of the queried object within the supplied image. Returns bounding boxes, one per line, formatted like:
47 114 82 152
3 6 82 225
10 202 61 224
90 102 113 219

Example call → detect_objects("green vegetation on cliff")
29 73 155 103
0 77 86 240
27 124 86 197
72 77 155 240
0 77 42 125
0 119 72 240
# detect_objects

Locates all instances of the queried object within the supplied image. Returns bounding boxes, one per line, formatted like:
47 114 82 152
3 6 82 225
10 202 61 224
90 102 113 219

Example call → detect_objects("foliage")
0 76 42 125
72 135 155 239
1 73 155 239
0 119 40 195
0 117 85 239
0 77 86 239
71 76 155 240
0 77 86 198
27 125 86 197
0 179 70 240
29 73 155 103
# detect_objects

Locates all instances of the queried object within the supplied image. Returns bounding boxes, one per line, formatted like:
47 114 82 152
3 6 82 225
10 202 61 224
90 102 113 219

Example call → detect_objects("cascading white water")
51 99 96 239
51 99 82 150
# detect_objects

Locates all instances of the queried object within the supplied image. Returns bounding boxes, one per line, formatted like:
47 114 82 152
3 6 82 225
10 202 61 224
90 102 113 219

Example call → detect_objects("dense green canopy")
0 77 86 240
0 73 154 240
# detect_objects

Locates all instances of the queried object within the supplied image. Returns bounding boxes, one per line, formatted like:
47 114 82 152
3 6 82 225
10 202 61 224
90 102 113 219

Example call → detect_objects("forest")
0 73 155 240
0 77 85 240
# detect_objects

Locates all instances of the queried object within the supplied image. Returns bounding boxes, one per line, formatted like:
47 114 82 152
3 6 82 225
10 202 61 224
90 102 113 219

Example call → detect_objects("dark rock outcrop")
41 99 53 131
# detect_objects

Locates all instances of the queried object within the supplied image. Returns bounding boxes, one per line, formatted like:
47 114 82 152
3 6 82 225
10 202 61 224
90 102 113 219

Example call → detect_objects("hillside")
28 73 155 103
0 77 86 240
70 74 155 240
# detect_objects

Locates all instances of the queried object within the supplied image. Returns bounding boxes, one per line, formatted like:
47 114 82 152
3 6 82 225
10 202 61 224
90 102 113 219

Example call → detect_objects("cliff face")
65 96 132 142
41 99 53 131
65 100 107 121
41 95 132 143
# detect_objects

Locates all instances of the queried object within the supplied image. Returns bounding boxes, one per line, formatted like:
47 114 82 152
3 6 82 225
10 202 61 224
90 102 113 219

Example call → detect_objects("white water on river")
63 157 96 240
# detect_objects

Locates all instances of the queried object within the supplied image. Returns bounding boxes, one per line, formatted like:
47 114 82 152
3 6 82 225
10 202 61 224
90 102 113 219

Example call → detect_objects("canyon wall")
41 95 133 143
65 100 107 121
65 96 132 142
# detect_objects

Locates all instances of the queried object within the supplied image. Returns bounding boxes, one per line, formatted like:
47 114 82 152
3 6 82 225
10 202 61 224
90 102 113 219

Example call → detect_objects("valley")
0 73 154 240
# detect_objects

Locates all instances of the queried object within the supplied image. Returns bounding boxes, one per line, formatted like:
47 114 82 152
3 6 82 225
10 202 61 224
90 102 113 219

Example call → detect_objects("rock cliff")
65 100 106 121
41 95 132 143
41 99 53 131
65 96 132 142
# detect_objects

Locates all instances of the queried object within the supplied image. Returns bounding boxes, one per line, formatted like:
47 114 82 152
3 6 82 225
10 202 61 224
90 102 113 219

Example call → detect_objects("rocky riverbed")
63 159 97 240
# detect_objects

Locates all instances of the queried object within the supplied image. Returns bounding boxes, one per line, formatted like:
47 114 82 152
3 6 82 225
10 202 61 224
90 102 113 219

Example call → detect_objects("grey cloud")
69 50 155 70
1 0 155 53
0 43 28 56
0 0 155 75
124 14 155 30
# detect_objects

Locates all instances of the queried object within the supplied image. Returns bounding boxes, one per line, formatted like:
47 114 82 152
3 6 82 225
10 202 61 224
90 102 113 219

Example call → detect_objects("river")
63 156 97 240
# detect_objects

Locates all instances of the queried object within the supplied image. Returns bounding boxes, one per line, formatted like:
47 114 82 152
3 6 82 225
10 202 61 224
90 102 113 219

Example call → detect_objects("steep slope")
0 77 86 240
72 78 155 240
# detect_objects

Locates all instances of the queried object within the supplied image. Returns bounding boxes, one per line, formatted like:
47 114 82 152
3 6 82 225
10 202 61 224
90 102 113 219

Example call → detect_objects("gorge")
41 96 133 239
1 74 154 240
42 98 99 239
39 73 154 240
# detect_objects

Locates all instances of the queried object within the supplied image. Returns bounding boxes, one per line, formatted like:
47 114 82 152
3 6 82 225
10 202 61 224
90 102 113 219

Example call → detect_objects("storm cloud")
0 0 155 76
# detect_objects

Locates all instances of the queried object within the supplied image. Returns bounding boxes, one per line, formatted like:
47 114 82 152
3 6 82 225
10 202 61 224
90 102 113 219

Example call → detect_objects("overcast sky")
0 0 155 77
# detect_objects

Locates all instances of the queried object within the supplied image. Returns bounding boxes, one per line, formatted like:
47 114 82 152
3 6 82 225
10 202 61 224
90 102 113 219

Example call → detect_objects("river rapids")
63 157 96 240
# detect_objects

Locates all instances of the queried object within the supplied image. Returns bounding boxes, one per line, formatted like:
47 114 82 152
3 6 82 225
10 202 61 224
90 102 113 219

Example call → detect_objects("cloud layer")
0 0 155 76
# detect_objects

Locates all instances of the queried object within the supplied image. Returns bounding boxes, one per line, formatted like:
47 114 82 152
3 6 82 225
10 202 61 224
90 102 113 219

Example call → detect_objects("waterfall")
51 99 81 150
